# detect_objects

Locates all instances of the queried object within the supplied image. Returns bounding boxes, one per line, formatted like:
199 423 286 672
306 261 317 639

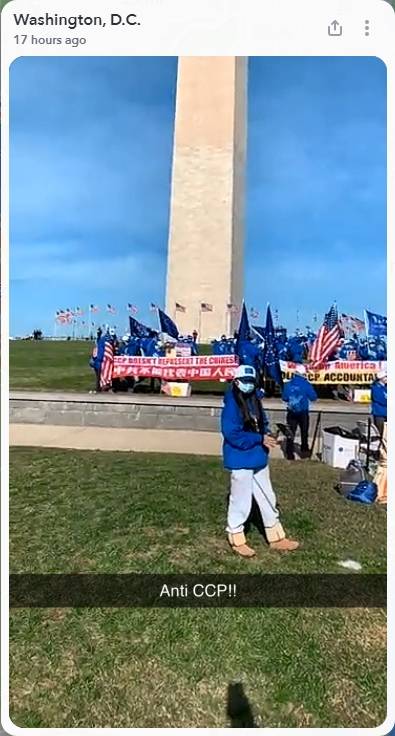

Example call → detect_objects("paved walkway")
10 424 287 458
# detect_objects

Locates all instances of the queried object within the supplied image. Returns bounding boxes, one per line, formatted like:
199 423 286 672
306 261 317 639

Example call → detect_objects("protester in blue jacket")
282 365 318 460
89 335 108 393
287 337 305 363
371 369 387 436
221 364 299 558
124 337 141 356
238 339 260 368
375 340 387 361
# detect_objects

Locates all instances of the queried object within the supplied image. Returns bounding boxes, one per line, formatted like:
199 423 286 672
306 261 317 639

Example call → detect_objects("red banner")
112 355 239 381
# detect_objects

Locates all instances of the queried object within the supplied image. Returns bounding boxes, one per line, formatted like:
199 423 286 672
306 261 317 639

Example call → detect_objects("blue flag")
158 308 179 339
129 316 157 339
235 302 251 357
365 309 387 337
252 325 266 342
263 305 283 386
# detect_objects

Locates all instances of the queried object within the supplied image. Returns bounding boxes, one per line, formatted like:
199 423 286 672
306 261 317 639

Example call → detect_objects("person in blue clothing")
89 334 110 393
238 339 265 389
282 364 318 460
221 364 299 558
371 369 387 436
89 342 102 393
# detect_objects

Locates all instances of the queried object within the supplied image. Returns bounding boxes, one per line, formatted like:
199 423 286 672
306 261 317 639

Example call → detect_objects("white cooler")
321 430 359 469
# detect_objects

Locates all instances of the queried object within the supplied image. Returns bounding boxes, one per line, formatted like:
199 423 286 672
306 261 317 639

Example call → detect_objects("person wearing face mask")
371 369 387 437
221 365 299 558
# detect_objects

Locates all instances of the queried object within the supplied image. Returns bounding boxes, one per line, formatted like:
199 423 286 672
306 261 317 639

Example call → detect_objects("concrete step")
10 392 369 434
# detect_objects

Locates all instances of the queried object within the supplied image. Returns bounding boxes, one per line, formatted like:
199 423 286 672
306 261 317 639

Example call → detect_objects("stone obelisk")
165 57 247 341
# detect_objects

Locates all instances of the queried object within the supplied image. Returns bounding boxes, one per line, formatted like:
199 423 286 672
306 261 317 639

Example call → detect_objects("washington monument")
165 57 247 342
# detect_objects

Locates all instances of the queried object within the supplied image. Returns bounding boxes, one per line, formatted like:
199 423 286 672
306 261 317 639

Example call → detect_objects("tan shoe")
228 532 256 558
270 538 300 552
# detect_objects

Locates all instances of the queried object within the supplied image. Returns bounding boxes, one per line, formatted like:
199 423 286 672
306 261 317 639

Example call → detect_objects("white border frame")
1 0 394 733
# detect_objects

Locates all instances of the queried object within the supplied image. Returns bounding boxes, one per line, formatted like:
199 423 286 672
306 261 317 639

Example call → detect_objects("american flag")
201 303 213 312
250 307 260 320
90 304 100 313
175 302 186 313
227 303 240 314
100 339 114 388
107 304 116 314
56 310 72 324
309 305 342 366
74 307 84 316
340 313 365 335
350 316 365 333
127 303 138 314
150 302 158 312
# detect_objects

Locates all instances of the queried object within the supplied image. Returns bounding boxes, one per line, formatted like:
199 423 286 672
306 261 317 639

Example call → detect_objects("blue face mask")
237 381 255 394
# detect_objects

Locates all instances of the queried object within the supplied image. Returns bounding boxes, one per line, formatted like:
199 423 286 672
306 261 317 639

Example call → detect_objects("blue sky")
10 56 386 335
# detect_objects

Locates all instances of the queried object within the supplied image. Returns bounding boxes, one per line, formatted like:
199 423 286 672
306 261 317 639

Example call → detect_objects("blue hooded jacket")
89 335 108 371
221 388 270 470
238 340 262 370
371 381 387 418
282 374 317 413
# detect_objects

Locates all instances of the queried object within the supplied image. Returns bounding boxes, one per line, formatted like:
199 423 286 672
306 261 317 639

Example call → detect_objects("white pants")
226 466 280 535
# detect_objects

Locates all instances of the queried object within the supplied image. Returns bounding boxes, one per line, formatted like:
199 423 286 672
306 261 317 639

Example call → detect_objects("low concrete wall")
10 397 221 432
9 392 369 434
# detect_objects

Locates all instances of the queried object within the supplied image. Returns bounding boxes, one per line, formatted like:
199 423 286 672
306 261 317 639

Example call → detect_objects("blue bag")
346 480 378 505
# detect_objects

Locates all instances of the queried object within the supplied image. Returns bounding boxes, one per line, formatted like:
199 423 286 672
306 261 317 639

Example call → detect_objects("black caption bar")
9 574 386 608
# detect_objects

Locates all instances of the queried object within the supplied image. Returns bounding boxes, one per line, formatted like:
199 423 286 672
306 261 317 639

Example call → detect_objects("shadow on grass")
227 682 256 727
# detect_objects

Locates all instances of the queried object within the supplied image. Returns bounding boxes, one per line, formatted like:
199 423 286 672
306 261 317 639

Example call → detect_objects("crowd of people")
94 327 199 359
91 323 387 367
213 330 387 363
89 327 200 393
89 322 387 402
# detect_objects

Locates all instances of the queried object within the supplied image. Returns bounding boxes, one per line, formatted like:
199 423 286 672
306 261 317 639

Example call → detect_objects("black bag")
276 422 294 440
325 426 356 440
335 459 369 498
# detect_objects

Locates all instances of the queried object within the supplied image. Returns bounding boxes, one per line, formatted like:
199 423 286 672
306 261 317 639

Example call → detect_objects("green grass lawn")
10 340 95 392
9 339 227 394
9 449 386 728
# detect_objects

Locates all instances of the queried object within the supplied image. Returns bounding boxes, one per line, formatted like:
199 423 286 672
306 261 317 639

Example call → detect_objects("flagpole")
198 305 202 339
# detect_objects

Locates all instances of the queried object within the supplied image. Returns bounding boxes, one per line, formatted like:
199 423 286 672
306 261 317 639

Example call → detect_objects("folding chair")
356 419 382 468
